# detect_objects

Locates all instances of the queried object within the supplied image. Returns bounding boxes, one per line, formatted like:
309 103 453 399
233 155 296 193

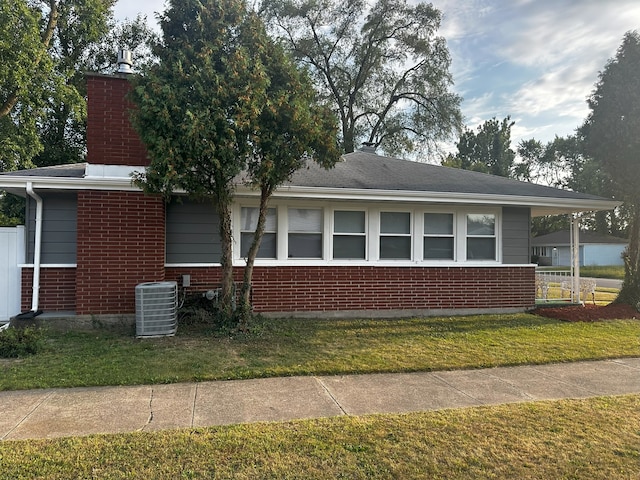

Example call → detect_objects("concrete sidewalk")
2 358 639 441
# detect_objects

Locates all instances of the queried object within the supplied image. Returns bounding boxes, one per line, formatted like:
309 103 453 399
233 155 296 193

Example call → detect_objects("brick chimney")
86 72 149 167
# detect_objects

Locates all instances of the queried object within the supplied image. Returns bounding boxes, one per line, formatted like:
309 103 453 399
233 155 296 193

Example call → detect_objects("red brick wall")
21 268 76 312
166 265 536 313
86 74 149 166
76 191 165 314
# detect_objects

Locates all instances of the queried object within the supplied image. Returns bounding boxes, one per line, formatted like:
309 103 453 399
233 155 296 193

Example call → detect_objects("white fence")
0 226 25 322
535 269 597 304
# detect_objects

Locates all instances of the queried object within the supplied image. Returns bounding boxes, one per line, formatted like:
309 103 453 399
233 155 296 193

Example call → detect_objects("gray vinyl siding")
26 192 77 264
165 198 221 263
502 207 531 264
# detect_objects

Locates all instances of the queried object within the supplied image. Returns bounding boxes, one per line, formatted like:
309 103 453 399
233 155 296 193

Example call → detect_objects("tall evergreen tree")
130 0 339 324
582 31 640 306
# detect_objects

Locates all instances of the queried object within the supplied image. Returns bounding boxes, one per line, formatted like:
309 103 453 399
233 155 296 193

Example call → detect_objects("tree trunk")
616 202 640 307
237 185 271 329
216 198 235 319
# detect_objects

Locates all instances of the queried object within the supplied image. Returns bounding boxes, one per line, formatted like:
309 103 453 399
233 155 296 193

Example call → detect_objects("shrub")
0 326 45 358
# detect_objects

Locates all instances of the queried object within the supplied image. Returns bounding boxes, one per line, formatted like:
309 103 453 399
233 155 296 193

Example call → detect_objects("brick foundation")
166 265 536 313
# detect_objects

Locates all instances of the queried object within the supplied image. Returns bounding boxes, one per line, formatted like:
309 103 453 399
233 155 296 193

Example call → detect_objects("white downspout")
26 182 43 312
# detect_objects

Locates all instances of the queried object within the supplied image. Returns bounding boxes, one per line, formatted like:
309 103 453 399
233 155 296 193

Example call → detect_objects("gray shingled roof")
0 153 616 213
286 151 607 201
532 230 628 246
0 163 86 178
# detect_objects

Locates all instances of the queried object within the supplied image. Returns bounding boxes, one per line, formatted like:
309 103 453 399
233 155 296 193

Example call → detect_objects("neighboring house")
532 230 627 267
0 70 620 321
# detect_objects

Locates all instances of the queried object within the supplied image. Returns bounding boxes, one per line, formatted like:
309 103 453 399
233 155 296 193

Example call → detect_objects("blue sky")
114 0 640 149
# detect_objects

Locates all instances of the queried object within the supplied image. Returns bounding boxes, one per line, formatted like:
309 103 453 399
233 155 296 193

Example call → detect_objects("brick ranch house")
0 71 619 322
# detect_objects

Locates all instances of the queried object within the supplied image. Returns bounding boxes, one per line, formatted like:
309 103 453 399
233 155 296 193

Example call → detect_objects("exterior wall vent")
135 281 178 337
117 49 133 74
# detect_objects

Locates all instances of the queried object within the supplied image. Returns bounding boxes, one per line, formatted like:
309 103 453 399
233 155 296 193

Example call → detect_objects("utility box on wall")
135 281 178 337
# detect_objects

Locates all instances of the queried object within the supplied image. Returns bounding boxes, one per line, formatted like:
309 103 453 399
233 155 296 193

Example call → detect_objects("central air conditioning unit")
135 281 178 338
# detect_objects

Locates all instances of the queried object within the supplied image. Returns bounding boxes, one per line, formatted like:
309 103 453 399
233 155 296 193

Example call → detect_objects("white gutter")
26 182 43 312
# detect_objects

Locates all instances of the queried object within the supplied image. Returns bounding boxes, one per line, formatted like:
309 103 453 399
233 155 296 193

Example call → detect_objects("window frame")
331 209 368 260
287 207 324 259
422 211 456 261
465 212 498 261
378 210 412 260
239 206 278 259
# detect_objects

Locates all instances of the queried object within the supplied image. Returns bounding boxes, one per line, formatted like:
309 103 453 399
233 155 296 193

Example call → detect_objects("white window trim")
420 211 456 262
377 209 413 261
331 207 369 261
231 202 502 266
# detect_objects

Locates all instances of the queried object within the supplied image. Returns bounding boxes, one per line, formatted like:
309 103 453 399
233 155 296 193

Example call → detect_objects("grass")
537 265 625 280
1 395 639 479
1 313 639 391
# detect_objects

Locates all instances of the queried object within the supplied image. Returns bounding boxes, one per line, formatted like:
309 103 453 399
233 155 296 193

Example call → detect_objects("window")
240 207 277 258
288 208 323 258
380 212 411 259
333 210 366 259
424 213 454 260
466 214 496 260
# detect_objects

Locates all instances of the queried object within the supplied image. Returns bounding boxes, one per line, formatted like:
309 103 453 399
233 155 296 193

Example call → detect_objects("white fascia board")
84 164 143 179
0 175 142 191
238 185 621 215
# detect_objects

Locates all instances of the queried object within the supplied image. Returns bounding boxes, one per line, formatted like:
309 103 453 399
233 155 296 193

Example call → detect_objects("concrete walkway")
2 358 640 441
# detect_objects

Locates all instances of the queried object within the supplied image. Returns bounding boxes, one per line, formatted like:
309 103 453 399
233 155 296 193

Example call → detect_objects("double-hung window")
423 213 454 260
466 213 496 260
333 210 366 259
240 207 277 258
288 208 323 258
379 212 411 259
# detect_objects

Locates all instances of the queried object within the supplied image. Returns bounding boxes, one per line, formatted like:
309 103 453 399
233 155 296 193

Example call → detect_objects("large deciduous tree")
262 0 462 157
0 0 116 171
582 30 640 306
130 0 339 324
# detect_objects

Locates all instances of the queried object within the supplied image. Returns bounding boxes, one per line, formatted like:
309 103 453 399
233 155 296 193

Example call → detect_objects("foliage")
2 314 639 390
262 0 463 157
443 116 516 177
0 326 45 358
0 0 53 171
517 134 624 237
131 0 339 324
1 395 639 479
582 31 640 305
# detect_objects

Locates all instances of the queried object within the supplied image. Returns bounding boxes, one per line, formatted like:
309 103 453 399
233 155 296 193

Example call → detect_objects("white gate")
0 226 25 322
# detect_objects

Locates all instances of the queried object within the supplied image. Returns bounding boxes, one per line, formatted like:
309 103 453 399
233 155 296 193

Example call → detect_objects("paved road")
588 277 623 290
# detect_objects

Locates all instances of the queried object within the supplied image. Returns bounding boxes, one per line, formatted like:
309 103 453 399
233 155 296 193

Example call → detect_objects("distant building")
532 230 627 266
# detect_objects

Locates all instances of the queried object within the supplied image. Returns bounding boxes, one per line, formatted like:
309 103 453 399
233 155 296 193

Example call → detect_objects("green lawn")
2 313 639 478
2 313 639 391
538 265 625 280
1 395 638 479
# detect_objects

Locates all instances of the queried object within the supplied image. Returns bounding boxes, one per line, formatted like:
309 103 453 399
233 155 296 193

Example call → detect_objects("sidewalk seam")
314 377 347 416
139 387 155 432
1 391 54 440
191 383 199 427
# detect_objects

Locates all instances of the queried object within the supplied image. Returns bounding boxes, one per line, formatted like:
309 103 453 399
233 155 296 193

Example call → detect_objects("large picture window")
241 207 277 258
288 208 322 258
333 210 366 259
466 214 496 260
380 212 411 259
423 213 454 260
